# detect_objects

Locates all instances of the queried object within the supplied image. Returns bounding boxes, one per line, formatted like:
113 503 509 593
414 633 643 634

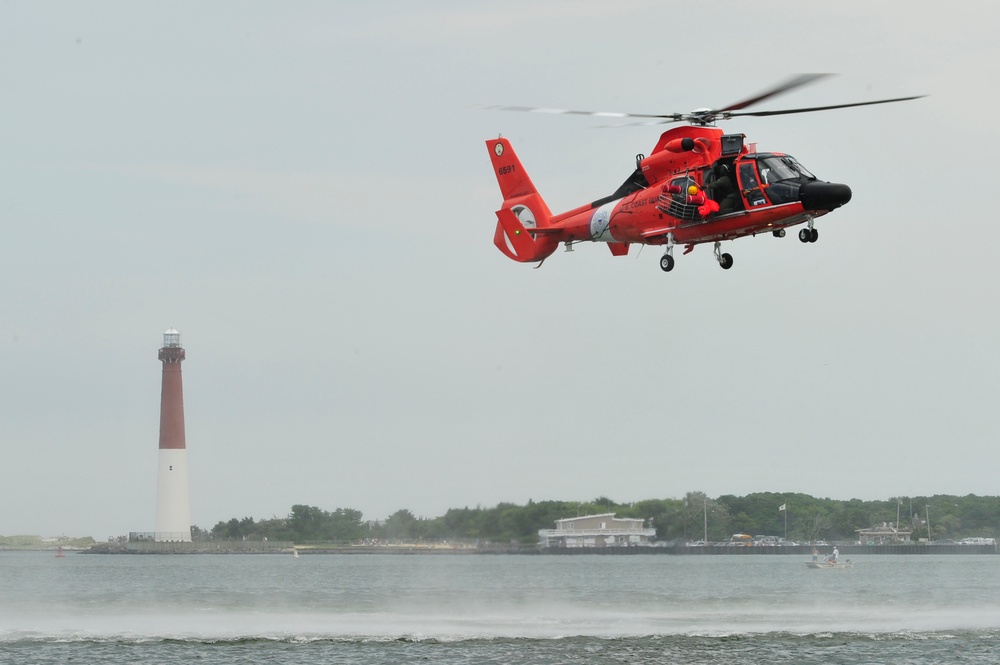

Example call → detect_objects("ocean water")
2 551 1000 663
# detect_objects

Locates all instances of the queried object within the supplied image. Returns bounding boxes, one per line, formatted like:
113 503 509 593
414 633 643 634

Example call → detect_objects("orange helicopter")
485 74 922 272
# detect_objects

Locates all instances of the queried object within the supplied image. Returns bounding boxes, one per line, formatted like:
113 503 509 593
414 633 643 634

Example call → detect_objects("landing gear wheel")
659 254 675 272
809 228 819 243
773 229 786 238
719 253 734 270
798 228 812 243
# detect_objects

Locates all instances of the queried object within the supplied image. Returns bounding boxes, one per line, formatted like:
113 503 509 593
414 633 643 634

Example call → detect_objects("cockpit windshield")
757 155 815 184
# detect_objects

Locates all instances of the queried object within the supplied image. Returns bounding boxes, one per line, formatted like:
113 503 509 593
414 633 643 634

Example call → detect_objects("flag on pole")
778 504 786 511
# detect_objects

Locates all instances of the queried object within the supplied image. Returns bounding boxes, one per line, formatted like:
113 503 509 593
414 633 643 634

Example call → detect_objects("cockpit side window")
787 157 815 180
756 155 817 205
758 156 799 184
758 155 817 184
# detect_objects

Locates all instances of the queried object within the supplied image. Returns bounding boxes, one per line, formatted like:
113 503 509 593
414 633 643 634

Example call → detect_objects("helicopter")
485 74 923 272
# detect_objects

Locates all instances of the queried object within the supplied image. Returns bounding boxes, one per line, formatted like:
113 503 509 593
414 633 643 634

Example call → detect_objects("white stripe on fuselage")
588 200 618 242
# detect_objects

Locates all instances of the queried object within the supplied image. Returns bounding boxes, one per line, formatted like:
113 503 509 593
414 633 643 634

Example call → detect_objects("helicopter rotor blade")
475 76 925 127
474 104 684 122
716 73 833 113
724 95 927 119
474 74 834 122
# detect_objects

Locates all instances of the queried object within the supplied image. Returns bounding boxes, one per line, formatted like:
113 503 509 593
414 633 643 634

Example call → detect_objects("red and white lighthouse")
155 328 192 542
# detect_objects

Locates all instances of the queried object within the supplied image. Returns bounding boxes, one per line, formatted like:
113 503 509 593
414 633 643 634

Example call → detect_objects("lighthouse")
155 328 192 542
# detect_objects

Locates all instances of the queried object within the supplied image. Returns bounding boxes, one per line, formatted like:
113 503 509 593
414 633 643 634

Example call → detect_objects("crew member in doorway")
702 162 739 215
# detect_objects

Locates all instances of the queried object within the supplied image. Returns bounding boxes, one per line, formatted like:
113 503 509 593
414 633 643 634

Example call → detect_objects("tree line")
202 492 1000 545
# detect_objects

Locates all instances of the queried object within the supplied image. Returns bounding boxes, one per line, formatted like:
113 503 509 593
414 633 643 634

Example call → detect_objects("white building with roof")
856 522 912 545
538 513 656 548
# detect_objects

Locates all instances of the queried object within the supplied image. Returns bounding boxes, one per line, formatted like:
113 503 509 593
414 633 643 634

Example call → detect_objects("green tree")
288 505 327 540
382 509 418 540
285 504 365 542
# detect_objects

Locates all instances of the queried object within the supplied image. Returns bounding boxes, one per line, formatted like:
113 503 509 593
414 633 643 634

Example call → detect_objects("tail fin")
486 137 558 263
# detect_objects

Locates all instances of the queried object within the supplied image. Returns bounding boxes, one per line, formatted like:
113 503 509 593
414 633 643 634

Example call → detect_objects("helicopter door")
737 162 769 208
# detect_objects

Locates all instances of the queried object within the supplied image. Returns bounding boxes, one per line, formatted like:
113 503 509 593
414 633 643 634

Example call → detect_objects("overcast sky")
3 1 998 540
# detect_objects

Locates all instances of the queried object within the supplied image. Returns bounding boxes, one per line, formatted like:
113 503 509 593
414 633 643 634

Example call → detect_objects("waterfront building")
538 513 656 548
856 522 911 545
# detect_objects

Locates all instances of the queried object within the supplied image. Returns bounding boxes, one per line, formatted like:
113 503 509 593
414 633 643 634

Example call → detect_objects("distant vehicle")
754 535 779 546
959 537 997 545
729 534 753 546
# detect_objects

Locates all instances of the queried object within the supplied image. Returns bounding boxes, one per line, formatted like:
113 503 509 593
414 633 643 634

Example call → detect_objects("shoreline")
70 542 1000 555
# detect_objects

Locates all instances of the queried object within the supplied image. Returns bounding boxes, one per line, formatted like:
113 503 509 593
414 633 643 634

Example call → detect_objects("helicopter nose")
800 181 852 211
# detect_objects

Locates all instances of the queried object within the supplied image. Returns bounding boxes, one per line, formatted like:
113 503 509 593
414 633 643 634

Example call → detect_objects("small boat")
806 560 853 569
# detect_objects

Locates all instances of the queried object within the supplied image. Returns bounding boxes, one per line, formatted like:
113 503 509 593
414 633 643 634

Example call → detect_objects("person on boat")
832 547 839 563
812 547 819 562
